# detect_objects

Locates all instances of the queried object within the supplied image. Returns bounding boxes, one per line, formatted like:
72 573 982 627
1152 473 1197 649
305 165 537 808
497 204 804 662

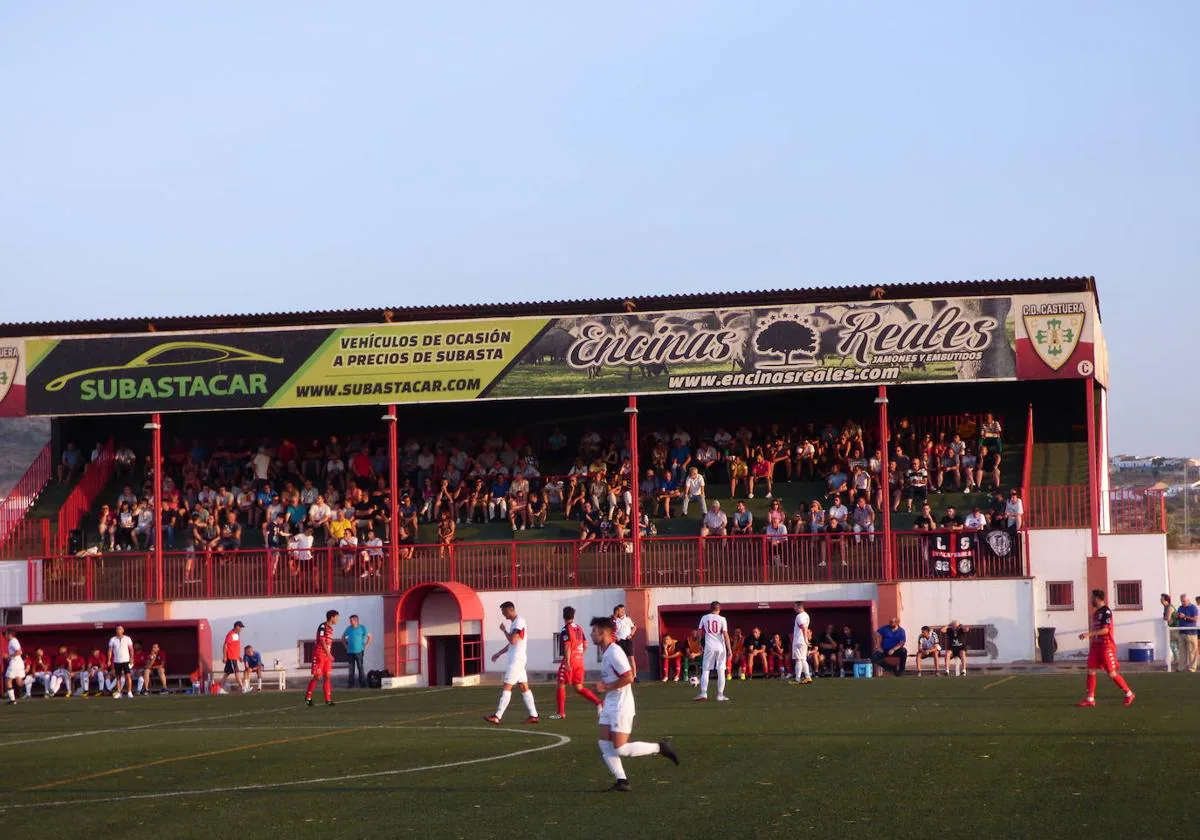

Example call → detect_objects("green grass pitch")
0 673 1193 839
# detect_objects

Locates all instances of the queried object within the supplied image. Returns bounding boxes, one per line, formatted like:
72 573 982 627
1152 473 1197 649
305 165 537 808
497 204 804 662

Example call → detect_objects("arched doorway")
384 582 484 687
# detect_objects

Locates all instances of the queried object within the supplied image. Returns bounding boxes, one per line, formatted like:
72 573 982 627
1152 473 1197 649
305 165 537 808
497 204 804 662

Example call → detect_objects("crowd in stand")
67 410 1017 560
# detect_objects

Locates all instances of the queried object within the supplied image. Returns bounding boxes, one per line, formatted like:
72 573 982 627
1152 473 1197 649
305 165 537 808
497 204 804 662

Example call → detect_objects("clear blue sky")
1 3 1195 453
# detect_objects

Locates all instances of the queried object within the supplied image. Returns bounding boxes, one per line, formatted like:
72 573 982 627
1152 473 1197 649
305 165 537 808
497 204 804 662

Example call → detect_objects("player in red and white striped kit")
549 606 601 720
1077 590 1134 707
305 609 340 707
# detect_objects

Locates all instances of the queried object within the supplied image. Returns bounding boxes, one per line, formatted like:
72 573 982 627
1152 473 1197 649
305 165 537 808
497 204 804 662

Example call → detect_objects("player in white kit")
591 615 679 792
4 628 24 705
792 601 813 684
484 601 539 725
694 601 732 702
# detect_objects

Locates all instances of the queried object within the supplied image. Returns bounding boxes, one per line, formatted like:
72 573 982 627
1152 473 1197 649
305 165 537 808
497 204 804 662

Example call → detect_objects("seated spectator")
363 529 384 578
396 522 416 561
914 504 937 531
142 643 168 694
727 454 749 498
888 460 903 512
794 438 816 481
825 515 848 564
527 491 547 529
83 648 109 697
309 495 333 541
115 443 137 478
489 475 509 522
871 617 908 676
939 507 963 531
942 621 970 676
58 441 84 484
682 467 707 517
217 511 242 557
937 441 961 491
133 500 154 550
685 631 704 681
241 645 264 691
839 624 860 665
915 626 942 676
816 625 840 676
339 531 360 575
700 501 727 537
851 465 872 503
851 497 875 544
731 501 753 536
964 506 988 531
905 457 930 513
508 475 530 531
695 440 720 478
543 476 564 511
987 490 1008 528
655 469 681 519
828 495 848 526
725 628 746 680
436 510 456 557
661 634 682 682
749 453 772 499
976 445 1001 492
807 500 827 534
825 464 849 501
789 508 807 535
768 633 788 678
50 644 75 698
1005 489 1024 530
97 504 116 551
290 525 315 575
745 628 769 678
578 501 601 548
980 412 1003 453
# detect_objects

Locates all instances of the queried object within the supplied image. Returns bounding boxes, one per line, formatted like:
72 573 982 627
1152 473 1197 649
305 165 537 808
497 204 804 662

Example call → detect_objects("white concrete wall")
1168 550 1200 599
1101 533 1171 658
479 588 624 676
26 595 386 677
901 579 1035 662
0 560 27 608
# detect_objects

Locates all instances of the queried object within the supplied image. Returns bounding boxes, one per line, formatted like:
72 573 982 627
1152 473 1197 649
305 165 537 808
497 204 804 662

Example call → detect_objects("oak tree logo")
753 313 819 367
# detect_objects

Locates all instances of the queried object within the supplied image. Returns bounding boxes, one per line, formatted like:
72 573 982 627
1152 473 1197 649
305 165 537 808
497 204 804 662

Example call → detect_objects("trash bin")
1037 627 1057 663
1128 641 1154 663
645 645 661 680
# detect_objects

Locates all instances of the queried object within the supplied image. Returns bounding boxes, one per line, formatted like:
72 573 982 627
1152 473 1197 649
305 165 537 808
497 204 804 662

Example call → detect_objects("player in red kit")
549 606 600 720
305 609 340 706
1077 589 1135 707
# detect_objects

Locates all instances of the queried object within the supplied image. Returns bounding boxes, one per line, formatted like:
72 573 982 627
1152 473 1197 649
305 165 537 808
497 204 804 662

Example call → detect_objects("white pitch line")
0 687 454 748
0 726 570 811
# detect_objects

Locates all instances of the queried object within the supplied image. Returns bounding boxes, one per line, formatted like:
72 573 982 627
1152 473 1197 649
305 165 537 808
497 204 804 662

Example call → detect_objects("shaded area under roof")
0 276 1098 338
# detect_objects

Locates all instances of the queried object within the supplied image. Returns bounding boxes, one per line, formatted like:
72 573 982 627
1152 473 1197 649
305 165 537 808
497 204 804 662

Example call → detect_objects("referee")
613 604 638 683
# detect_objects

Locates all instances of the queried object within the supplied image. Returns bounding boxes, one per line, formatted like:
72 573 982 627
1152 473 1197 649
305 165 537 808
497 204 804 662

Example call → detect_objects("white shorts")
702 647 724 672
792 643 809 662
5 660 25 680
598 697 636 734
502 662 528 686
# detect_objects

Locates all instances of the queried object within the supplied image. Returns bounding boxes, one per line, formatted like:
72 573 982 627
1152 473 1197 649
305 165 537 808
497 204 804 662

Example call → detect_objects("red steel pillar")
876 386 892 580
1085 377 1101 558
386 404 400 592
626 396 641 588
150 413 163 601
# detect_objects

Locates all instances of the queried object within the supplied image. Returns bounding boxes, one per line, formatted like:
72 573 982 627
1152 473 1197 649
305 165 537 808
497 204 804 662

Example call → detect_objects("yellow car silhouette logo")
44 341 284 392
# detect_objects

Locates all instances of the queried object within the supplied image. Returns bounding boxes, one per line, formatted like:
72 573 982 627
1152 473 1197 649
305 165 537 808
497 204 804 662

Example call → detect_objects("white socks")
495 689 512 720
699 668 710 696
716 669 727 697
599 740 625 780
521 688 538 718
616 742 659 758
5 688 13 702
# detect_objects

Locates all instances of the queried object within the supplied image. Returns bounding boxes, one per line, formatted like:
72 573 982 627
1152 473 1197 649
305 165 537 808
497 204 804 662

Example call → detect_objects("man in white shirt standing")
613 604 638 683
4 628 24 705
484 602 539 725
591 615 679 792
107 625 135 699
792 602 813 684
694 601 732 702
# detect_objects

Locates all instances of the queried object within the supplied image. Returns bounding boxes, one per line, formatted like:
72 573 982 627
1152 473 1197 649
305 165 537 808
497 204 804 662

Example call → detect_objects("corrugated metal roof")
0 276 1098 337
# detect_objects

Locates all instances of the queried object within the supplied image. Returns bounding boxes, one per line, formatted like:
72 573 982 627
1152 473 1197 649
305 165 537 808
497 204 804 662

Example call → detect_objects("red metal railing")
0 443 52 553
893 530 1027 579
24 529 1029 604
54 441 114 553
1027 484 1167 534
1022 404 1034 498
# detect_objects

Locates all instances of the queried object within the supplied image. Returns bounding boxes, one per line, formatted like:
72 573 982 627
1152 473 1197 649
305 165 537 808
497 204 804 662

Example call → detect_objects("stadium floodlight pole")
383 406 399 592
1085 377 1101 558
875 387 893 580
626 396 641 587
144 414 163 601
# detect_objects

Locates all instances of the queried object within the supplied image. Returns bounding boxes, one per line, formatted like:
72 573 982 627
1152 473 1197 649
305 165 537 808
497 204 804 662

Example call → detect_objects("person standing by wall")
1176 594 1199 673
342 614 372 689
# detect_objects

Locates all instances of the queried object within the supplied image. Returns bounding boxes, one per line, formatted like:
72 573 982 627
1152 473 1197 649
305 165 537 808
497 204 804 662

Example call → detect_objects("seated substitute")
816 625 840 677
871 617 908 677
243 645 265 691
941 621 970 676
143 643 168 694
915 626 942 676
745 628 769 678
660 634 682 682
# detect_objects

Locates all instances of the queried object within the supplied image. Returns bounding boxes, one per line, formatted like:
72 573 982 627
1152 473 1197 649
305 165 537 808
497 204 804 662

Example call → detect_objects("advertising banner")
19 292 1097 416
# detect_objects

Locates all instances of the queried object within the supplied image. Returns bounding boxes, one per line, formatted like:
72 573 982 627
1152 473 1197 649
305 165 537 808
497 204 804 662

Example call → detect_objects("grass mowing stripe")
27 727 361 791
0 726 570 811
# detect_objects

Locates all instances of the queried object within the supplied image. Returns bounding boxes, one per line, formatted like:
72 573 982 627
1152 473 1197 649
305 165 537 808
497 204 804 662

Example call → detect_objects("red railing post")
26 557 34 603
627 396 642 588
1085 378 1101 553
265 551 274 597
826 532 833 580
326 549 335 593
1022 403 1034 509
697 536 706 585
877 385 893 581
40 518 51 556
205 551 213 599
86 554 94 601
572 541 580 586
510 542 518 589
386 404 400 593
760 535 768 584
150 413 164 602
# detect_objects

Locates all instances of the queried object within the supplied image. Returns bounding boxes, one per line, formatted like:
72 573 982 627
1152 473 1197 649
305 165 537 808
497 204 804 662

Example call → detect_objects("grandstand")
0 278 1172 684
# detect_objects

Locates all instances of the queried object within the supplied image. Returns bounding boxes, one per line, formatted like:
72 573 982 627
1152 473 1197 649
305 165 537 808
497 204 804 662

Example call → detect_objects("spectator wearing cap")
222 622 251 693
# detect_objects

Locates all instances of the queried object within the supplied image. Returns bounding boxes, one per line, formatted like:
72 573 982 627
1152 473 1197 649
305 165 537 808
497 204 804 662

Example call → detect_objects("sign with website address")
17 292 1096 416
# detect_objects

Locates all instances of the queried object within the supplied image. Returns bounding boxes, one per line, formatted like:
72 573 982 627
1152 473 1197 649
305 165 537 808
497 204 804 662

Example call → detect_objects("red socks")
1085 673 1097 697
305 678 317 700
557 684 567 717
1111 673 1131 693
578 686 600 706
323 676 332 703
557 683 601 715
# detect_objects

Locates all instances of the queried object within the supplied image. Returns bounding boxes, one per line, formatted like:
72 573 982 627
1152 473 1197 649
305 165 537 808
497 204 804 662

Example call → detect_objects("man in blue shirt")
342 614 372 688
1176 594 1199 673
242 645 265 692
871 617 908 676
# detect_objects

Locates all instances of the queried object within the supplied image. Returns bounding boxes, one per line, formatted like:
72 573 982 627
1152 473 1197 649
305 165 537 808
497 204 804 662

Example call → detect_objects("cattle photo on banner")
930 532 977 578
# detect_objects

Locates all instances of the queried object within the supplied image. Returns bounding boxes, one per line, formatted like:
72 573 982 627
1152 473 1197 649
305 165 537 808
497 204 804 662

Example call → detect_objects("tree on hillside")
755 320 819 366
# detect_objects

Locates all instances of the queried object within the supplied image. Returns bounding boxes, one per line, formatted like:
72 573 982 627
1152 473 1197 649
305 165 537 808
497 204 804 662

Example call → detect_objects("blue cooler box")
1128 641 1153 663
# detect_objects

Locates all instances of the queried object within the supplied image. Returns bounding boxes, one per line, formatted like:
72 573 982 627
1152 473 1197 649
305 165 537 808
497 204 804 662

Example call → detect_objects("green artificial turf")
0 673 1193 839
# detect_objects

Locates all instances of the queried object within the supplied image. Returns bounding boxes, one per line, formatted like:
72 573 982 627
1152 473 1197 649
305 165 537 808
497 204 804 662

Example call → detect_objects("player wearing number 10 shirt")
694 601 731 702
550 606 601 720
1077 590 1134 708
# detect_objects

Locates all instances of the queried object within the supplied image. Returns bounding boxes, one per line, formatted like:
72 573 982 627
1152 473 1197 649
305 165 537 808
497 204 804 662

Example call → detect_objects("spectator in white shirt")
1005 490 1024 530
964 507 988 531
701 501 727 537
828 495 849 525
309 495 332 540
682 467 707 517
